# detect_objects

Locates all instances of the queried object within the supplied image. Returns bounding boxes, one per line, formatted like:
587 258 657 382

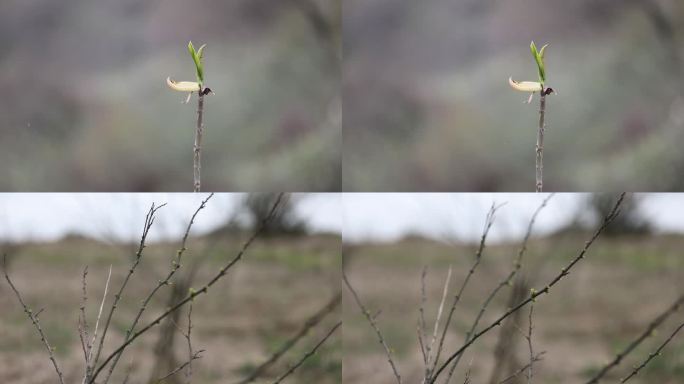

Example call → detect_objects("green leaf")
197 44 206 59
187 41 204 84
530 41 546 84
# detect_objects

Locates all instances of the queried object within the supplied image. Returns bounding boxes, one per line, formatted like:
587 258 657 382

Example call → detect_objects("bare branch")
343 268 402 384
419 266 429 368
429 193 625 383
88 193 284 384
445 194 552 378
271 321 342 384
498 352 545 384
155 350 205 383
526 305 535 383
586 293 684 383
237 291 342 384
90 202 166 377
432 203 501 374
425 265 452 379
621 319 684 382
79 266 90 369
103 195 213 382
88 265 113 369
185 303 194 384
4 254 66 384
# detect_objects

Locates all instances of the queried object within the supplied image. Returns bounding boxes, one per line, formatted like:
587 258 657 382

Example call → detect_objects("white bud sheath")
508 77 542 93
166 77 201 92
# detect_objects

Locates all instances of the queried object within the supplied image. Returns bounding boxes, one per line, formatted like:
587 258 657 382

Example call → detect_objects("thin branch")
155 350 205 383
79 266 90 369
536 93 546 192
271 321 342 384
103 194 212 382
343 269 402 384
429 193 625 383
425 265 452 379
432 203 501 374
88 193 284 384
90 203 165 376
185 303 194 384
498 352 545 384
419 266 429 368
237 292 342 384
445 194 552 379
193 92 205 192
4 254 66 384
88 265 113 369
526 305 535 383
621 319 684 382
586 293 684 383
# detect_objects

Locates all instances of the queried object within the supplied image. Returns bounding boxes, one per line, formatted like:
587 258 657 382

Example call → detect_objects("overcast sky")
1 193 683 244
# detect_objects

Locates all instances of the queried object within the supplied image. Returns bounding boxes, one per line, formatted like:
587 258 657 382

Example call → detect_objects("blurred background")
343 193 684 383
0 193 341 383
343 0 684 191
0 0 341 191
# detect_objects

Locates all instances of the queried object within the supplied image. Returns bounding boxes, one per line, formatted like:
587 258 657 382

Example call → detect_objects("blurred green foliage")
344 0 684 191
0 0 340 191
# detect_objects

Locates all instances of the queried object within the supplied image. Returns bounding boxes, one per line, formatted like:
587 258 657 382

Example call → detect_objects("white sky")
1 193 683 244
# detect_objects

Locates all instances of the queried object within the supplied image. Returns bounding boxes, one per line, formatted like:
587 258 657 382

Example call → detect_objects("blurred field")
0 233 341 383
343 233 684 383
343 0 684 191
0 0 340 191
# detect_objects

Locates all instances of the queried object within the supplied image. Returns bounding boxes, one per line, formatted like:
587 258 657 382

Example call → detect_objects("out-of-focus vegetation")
0 0 340 191
343 0 684 191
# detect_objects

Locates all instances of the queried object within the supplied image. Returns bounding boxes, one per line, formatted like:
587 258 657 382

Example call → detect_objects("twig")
87 193 284 384
343 269 402 384
185 303 194 384
444 194 552 380
498 352 545 384
90 203 165 378
193 92 205 192
102 195 212 382
79 266 90 369
4 254 66 384
432 203 501 375
271 321 342 384
425 266 452 379
155 350 204 383
536 93 546 192
88 265 113 369
586 293 684 383
419 266 429 368
526 305 535 383
429 193 625 383
621 319 684 382
237 292 342 384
